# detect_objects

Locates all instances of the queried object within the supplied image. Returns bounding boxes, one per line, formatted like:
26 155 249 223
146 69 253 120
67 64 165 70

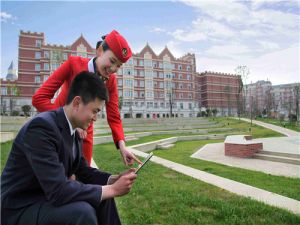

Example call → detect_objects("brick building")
196 71 241 116
1 30 241 118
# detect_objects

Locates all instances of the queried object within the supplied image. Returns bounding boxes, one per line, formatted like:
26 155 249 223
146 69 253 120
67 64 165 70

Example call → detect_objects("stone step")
253 153 300 165
156 143 174 150
259 150 300 159
125 136 138 141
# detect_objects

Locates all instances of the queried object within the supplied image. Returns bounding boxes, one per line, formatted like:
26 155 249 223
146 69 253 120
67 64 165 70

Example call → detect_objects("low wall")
224 135 263 158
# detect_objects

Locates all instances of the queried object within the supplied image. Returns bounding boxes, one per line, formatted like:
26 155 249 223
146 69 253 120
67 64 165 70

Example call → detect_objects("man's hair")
66 71 108 105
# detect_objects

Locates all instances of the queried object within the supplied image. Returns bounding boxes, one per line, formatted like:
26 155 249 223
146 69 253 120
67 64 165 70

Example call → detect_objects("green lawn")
93 143 300 225
2 140 300 224
153 140 300 201
209 117 284 138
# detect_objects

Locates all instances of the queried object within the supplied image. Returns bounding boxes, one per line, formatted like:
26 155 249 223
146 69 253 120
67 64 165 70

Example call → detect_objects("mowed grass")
153 140 300 201
209 117 284 138
2 140 300 223
93 143 300 225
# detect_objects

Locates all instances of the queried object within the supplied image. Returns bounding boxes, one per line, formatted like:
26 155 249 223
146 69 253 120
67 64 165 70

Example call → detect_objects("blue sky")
1 0 299 85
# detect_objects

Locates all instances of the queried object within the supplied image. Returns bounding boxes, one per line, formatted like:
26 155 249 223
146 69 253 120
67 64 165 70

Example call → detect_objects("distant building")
244 80 300 119
196 71 241 116
271 83 300 118
245 80 272 116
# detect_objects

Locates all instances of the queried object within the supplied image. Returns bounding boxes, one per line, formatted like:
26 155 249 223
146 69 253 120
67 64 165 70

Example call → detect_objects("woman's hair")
96 35 109 51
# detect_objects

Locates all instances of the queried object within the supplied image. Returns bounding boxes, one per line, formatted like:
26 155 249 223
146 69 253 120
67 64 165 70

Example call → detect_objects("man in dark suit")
1 71 137 225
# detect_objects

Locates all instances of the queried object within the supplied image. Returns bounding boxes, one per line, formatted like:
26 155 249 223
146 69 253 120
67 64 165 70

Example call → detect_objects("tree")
224 85 231 116
235 65 249 118
22 105 31 117
212 108 218 117
294 85 300 123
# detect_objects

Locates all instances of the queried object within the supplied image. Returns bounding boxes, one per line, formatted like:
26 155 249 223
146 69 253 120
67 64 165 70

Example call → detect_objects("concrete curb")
127 148 300 215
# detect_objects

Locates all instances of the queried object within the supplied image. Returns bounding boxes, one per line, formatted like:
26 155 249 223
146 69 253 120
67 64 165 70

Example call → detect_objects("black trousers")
2 199 121 225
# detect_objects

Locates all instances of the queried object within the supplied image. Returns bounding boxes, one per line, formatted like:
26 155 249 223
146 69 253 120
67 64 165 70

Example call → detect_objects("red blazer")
32 56 124 164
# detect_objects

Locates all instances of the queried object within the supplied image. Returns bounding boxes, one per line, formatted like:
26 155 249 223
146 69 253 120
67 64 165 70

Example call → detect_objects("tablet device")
135 152 153 174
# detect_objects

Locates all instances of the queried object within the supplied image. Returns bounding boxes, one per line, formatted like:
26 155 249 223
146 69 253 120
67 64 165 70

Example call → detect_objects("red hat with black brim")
105 30 132 63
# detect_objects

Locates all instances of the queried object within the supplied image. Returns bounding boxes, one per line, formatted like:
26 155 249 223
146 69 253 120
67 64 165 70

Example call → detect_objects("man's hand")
76 128 87 139
102 168 137 200
119 140 142 166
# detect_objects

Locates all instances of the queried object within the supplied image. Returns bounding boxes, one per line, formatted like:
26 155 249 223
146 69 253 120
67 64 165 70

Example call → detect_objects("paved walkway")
127 148 300 215
91 118 300 215
191 140 300 178
237 118 300 137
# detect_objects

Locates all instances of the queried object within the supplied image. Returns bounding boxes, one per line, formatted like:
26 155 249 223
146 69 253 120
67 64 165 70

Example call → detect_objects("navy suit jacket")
1 107 111 210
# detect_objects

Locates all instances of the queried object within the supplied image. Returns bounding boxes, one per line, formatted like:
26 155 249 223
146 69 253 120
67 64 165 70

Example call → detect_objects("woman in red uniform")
32 30 141 166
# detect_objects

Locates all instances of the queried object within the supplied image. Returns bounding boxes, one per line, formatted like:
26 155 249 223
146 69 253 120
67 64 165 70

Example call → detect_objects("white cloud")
197 45 299 85
205 44 251 59
0 11 16 23
192 18 235 38
150 27 166 34
257 41 280 50
170 28 207 42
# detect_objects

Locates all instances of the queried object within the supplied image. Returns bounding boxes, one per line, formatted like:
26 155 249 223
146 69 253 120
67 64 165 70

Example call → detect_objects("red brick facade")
1 30 241 117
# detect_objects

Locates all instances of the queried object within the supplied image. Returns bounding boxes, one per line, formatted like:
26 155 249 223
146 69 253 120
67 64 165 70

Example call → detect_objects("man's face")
96 49 123 80
75 98 105 130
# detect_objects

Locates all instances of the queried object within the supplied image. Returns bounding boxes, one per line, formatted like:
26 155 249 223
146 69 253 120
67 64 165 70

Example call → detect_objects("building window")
187 65 191 71
180 103 184 109
139 60 144 67
126 58 134 66
144 59 152 68
118 79 123 86
134 80 138 87
44 75 49 82
134 91 138 98
35 52 41 59
160 102 164 108
159 72 164 78
159 82 164 88
125 79 133 87
147 102 153 108
146 91 153 98
189 103 192 109
179 74 183 80
140 80 145 87
44 51 49 58
35 64 41 71
44 63 49 70
1 87 7 95
51 63 60 71
63 53 68 60
140 91 145 97
178 65 182 70
35 75 41 83
145 70 153 78
118 90 123 97
36 40 42 47
146 81 153 88
124 69 133 76
139 70 144 77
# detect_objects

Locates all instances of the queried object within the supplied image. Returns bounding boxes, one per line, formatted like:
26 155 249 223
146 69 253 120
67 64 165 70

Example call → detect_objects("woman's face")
96 48 123 80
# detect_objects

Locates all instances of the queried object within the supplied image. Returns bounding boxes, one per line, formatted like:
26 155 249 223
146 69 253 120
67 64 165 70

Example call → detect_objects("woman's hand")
76 128 87 139
119 140 142 166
